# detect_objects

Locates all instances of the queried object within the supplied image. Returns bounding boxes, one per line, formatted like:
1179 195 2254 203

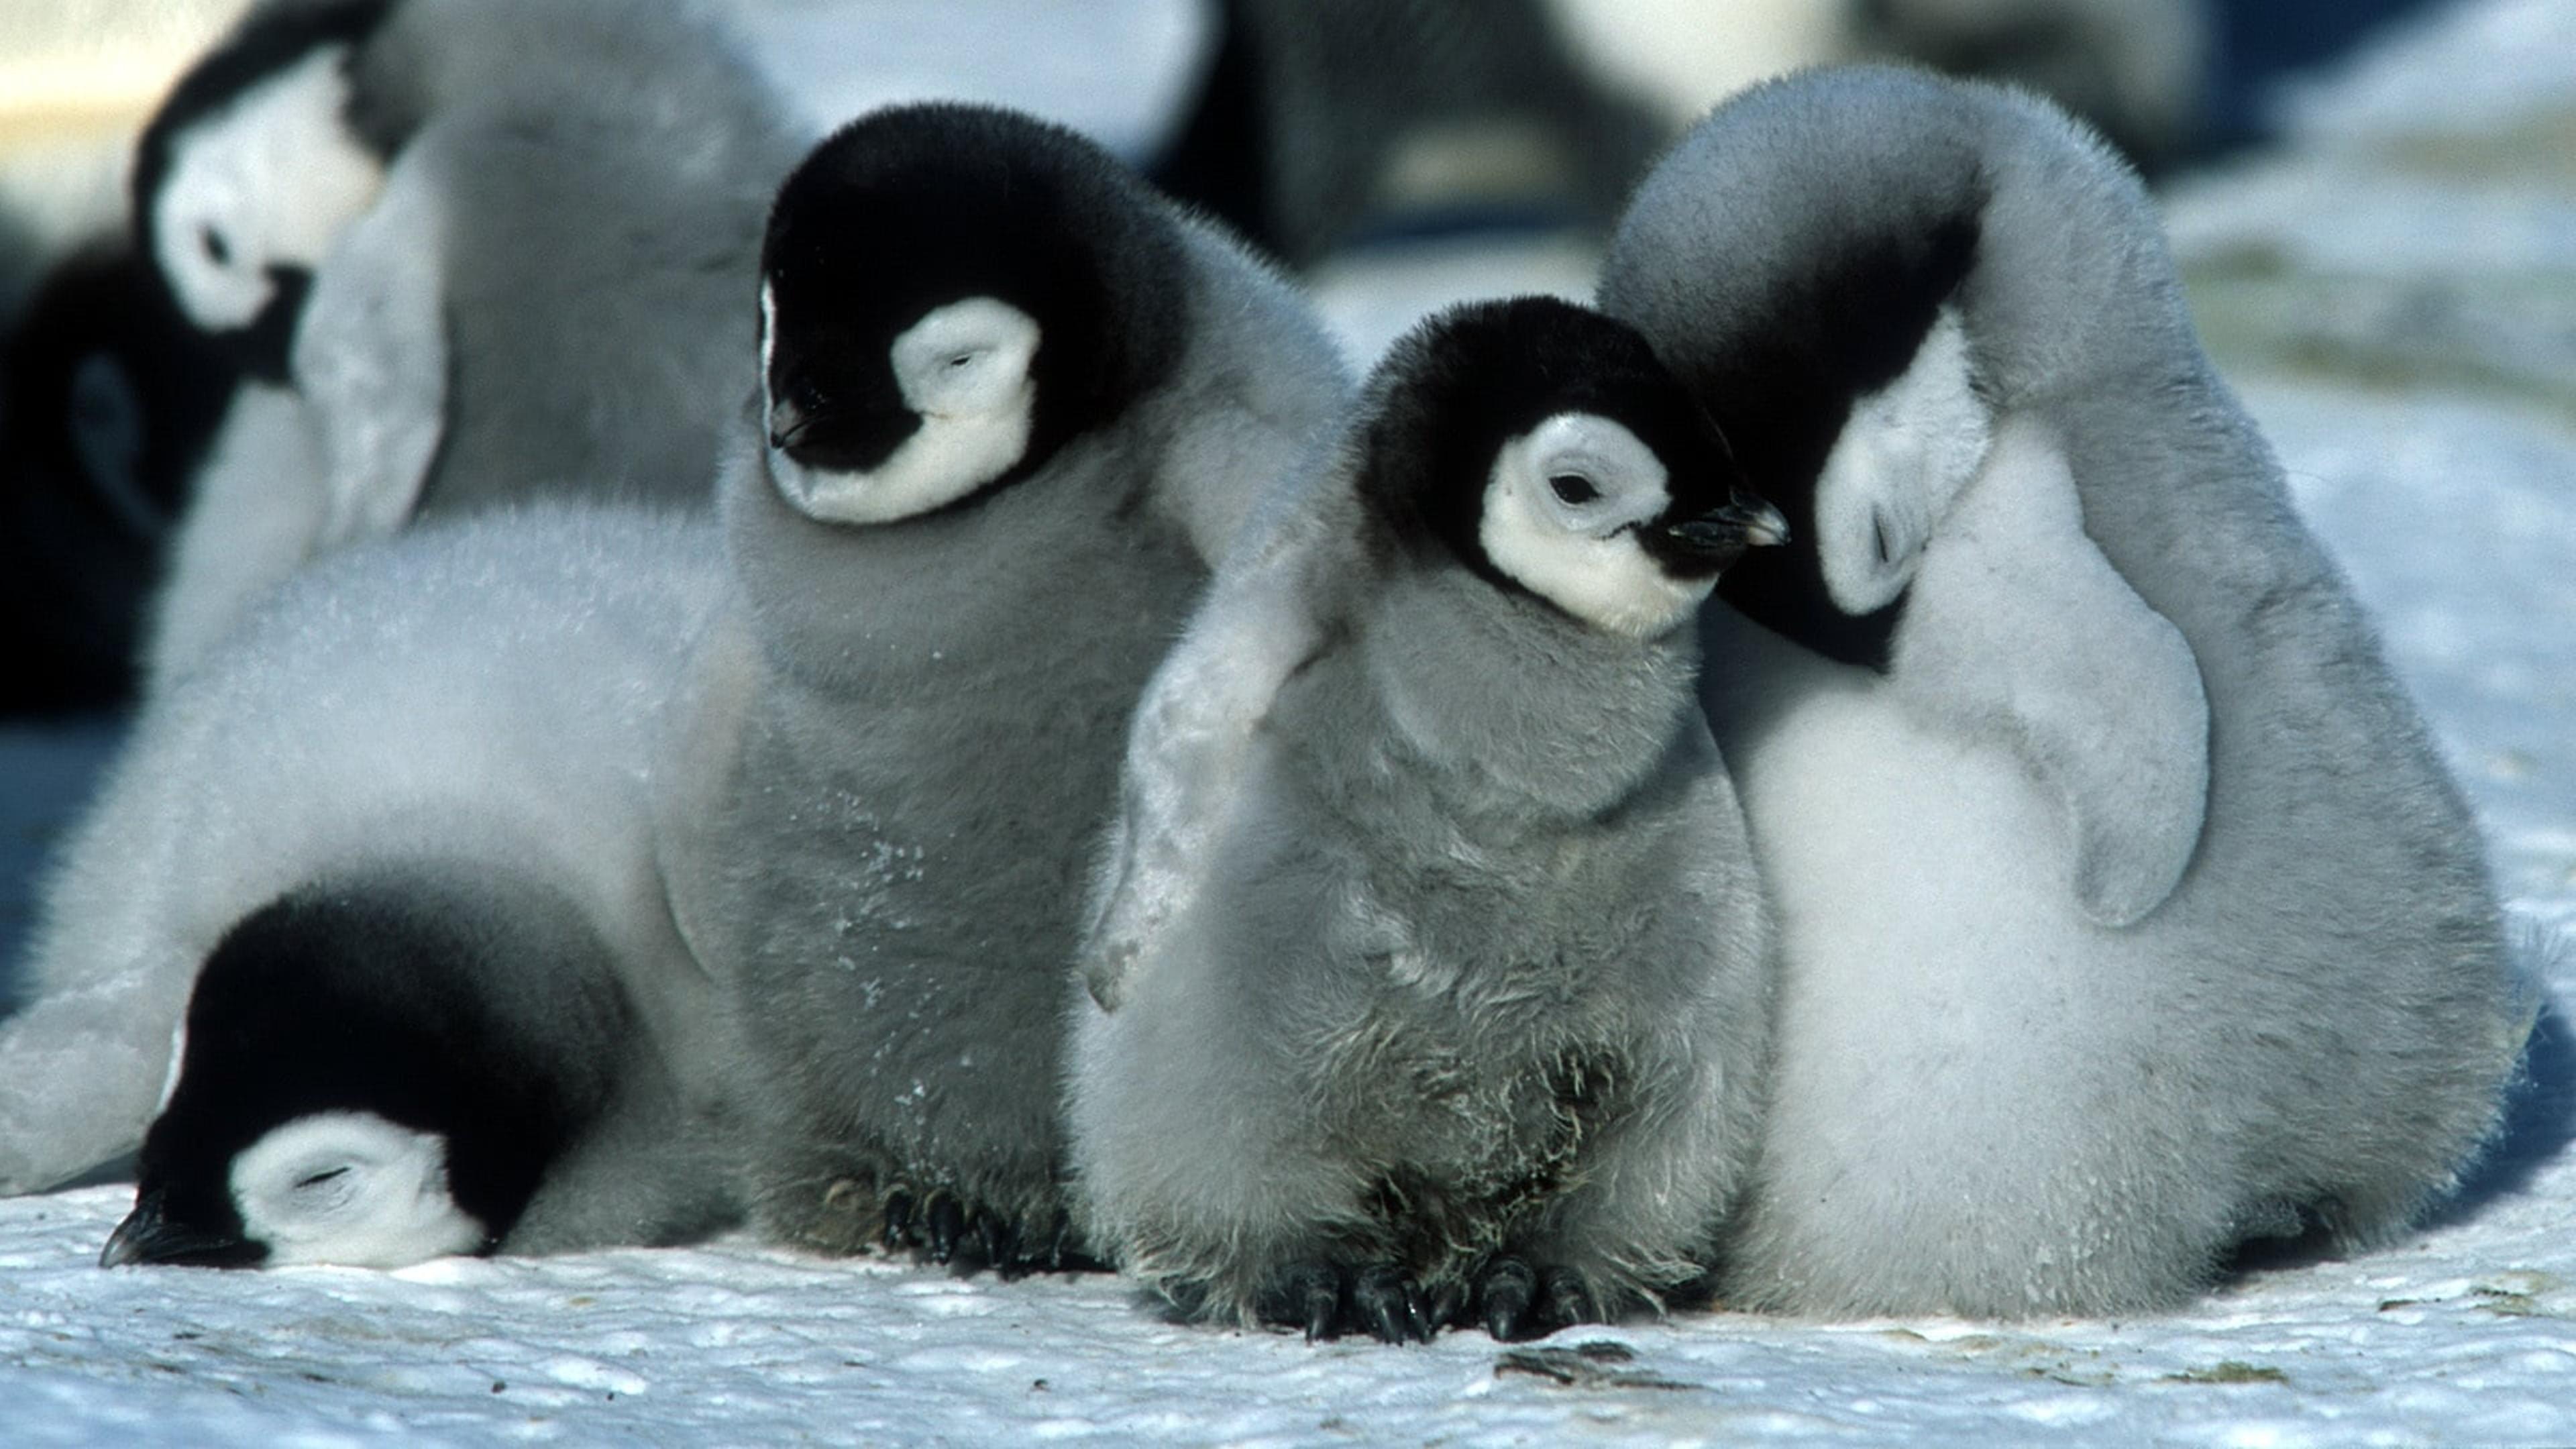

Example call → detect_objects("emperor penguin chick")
670 104 1348 1272
1069 297 1784 1342
133 0 801 687
2 504 741 1259
103 863 717 1269
1597 66 2531 1317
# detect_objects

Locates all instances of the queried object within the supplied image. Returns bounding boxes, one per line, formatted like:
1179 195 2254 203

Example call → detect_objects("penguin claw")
1477 1255 1539 1341
880 1188 915 1252
1538 1265 1599 1332
1353 1265 1434 1344
924 1191 965 1264
1256 1260 1436 1344
973 1209 1019 1278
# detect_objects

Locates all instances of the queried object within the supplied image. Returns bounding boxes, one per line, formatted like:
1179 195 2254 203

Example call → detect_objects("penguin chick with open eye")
660 103 1350 1274
2 506 742 1263
1597 65 2531 1318
132 0 802 690
1068 297 1784 1343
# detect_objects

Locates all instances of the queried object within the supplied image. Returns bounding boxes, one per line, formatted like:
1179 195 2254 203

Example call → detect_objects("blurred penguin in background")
0 236 236 714
131 0 803 689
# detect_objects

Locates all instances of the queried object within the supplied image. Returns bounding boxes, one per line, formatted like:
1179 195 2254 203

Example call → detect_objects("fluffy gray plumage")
0 504 740 1263
1597 65 2532 1318
142 0 802 687
657 105 1349 1271
1069 297 1777 1341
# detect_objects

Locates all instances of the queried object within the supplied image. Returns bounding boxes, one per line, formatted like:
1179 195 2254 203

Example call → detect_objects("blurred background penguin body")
131 0 804 689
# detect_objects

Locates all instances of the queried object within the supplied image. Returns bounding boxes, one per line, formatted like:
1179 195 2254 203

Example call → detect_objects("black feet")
871 1185 1097 1277
1254 1260 1444 1344
1474 1255 1602 1342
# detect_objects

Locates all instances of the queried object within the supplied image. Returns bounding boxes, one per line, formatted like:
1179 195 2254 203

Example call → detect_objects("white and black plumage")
665 103 1349 1271
1597 65 2532 1317
100 861 731 1269
133 0 801 688
0 506 741 1269
1069 297 1784 1342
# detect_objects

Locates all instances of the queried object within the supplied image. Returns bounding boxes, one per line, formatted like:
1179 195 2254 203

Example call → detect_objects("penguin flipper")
1079 470 1358 1011
292 158 448 549
1898 417 2210 926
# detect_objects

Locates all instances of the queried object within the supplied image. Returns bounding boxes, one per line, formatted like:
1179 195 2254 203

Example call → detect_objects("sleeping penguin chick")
1068 297 1784 1342
101 865 700 1269
1 505 742 1260
662 103 1349 1273
1597 65 2532 1317
133 0 801 688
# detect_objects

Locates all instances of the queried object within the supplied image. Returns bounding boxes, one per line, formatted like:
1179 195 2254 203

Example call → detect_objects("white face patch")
766 296 1040 526
152 46 387 332
1477 411 1711 639
1812 308 1992 616
229 1111 487 1269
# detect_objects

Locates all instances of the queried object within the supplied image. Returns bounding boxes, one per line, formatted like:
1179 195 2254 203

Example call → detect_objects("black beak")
100 1189 265 1269
1656 492 1792 564
767 393 920 473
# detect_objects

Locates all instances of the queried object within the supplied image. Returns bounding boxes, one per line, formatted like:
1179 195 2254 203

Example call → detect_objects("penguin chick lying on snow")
133 0 800 688
660 103 1349 1273
103 863 708 1269
2 505 742 1270
1597 64 2532 1318
1069 297 1784 1342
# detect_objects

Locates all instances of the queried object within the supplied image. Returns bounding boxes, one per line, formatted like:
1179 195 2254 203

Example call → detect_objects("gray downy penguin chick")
101 862 722 1269
133 0 802 689
1597 65 2533 1317
1 504 741 1256
663 103 1348 1273
1069 297 1784 1342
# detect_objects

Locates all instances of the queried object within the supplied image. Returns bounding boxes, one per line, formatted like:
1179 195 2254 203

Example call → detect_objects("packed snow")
5 1 2576 1443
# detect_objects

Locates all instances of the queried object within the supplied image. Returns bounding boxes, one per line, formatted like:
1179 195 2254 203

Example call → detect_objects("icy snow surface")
7 1 2576 1443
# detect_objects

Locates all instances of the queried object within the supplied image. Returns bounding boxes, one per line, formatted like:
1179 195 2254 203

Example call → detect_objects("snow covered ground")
6 1 2576 1443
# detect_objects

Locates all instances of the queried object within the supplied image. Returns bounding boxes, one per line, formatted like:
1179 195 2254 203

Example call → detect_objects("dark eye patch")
1549 474 1600 506
200 225 230 266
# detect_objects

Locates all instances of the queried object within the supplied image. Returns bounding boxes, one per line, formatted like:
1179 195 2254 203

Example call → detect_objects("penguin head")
1598 68 2001 668
1355 297 1785 641
754 103 1183 526
131 0 398 382
102 881 590 1271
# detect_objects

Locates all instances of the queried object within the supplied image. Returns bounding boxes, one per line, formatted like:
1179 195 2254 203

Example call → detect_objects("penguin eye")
200 224 231 267
945 352 979 371
294 1167 351 1192
1548 473 1601 506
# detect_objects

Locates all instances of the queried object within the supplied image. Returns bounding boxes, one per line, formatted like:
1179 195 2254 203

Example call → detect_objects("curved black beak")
100 1189 265 1269
767 393 920 474
1654 491 1792 568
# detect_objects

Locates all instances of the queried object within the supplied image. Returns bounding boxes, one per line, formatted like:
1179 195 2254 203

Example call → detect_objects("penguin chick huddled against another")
663 104 1348 1273
1597 66 2532 1318
1069 297 1784 1343
133 0 801 688
1 507 742 1269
